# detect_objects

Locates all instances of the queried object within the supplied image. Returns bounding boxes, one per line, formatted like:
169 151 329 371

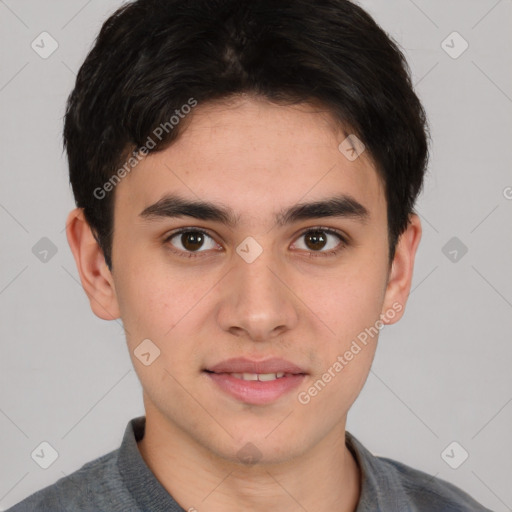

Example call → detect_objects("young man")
8 0 492 511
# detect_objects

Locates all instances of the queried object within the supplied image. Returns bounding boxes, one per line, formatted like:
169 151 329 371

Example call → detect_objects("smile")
229 372 286 381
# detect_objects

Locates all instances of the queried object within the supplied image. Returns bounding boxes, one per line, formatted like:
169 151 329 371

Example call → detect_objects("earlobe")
381 214 422 325
65 208 121 320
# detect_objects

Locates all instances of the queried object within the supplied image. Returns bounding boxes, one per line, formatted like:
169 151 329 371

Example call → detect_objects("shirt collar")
118 416 184 511
345 430 407 511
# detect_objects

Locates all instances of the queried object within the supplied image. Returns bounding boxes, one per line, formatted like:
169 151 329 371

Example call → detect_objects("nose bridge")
238 247 280 303
217 238 299 340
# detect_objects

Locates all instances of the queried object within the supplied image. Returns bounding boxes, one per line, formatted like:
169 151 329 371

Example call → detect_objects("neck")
137 407 361 512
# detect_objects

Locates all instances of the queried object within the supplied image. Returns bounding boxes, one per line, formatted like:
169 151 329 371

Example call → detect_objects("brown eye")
292 228 347 256
167 230 218 254
181 231 205 251
304 230 328 251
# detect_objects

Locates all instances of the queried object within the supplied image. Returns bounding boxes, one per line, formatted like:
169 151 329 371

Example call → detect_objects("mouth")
217 372 287 381
203 358 307 405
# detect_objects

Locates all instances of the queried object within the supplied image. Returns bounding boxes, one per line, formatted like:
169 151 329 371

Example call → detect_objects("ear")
65 208 121 320
381 213 422 325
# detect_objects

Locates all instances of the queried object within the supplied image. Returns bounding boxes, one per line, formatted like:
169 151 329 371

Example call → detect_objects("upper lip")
206 357 307 375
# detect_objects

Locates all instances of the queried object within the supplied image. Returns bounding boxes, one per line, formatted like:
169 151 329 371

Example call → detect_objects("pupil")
306 231 326 251
182 232 204 251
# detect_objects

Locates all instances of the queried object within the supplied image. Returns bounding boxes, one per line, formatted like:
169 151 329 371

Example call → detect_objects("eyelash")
163 226 348 259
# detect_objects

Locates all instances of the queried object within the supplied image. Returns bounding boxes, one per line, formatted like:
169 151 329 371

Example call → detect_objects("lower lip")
205 372 306 405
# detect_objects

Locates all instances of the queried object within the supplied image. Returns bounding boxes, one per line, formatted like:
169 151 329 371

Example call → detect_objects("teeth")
230 372 286 381
258 372 283 381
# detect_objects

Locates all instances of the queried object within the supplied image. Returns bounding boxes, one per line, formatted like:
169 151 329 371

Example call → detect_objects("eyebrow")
139 193 369 227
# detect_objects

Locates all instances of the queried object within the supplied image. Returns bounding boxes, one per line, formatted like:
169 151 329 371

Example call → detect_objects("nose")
216 243 299 342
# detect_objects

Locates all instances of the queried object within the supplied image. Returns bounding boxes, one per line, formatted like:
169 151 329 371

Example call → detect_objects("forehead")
115 96 386 225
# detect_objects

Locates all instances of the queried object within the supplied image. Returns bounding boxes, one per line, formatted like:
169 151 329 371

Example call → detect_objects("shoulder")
376 454 493 512
5 448 137 512
346 432 493 512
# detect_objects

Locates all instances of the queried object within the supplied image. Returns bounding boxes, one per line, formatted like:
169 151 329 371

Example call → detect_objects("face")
74 95 418 465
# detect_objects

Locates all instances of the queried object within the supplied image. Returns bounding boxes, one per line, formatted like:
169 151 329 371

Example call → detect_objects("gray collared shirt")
6 416 493 511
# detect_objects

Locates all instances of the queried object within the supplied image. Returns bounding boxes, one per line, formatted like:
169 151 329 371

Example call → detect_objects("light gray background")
1 0 511 510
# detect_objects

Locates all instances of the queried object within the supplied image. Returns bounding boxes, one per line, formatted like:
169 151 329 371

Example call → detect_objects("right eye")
164 229 221 257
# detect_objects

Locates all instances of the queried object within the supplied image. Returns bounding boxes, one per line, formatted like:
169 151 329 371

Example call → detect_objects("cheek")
311 262 387 343
300 260 386 404
114 253 218 350
113 255 177 340
305 277 383 412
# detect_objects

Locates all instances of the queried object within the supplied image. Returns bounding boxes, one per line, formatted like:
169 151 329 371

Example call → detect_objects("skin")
66 94 422 512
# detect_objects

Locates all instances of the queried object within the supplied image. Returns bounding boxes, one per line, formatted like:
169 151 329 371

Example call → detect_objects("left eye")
292 229 345 253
